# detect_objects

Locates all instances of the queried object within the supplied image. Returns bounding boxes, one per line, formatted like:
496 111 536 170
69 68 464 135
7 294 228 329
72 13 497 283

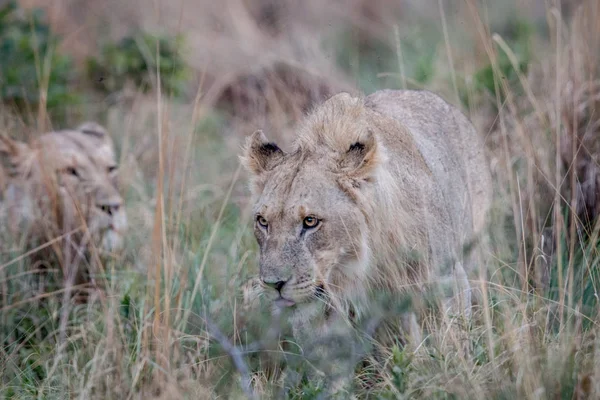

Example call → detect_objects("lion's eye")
303 216 320 229
66 167 79 178
256 215 268 229
107 165 118 174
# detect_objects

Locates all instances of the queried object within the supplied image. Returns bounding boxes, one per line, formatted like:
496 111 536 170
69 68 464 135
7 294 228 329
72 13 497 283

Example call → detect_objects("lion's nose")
97 201 121 216
262 279 287 292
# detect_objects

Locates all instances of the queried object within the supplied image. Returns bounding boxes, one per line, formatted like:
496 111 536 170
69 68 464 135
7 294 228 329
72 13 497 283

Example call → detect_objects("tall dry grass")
1 0 600 398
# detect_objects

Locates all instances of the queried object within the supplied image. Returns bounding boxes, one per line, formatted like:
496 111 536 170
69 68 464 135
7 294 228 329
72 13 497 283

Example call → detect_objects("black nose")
263 279 287 292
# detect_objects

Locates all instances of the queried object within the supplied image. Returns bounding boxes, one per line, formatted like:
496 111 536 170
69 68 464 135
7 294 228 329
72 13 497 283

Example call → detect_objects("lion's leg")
435 260 471 315
438 261 472 357
400 311 422 349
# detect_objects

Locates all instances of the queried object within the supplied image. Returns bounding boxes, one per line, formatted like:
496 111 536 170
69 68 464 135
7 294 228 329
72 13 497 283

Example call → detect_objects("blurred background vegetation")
1 0 599 398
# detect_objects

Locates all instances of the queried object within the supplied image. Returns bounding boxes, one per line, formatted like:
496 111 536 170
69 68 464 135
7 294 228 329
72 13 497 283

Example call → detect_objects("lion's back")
366 89 492 267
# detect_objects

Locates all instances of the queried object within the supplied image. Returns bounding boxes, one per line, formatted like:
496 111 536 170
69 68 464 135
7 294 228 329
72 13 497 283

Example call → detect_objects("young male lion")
242 89 492 392
0 122 127 285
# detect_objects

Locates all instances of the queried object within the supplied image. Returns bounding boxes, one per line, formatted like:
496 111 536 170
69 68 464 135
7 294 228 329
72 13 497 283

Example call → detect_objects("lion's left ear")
337 129 382 184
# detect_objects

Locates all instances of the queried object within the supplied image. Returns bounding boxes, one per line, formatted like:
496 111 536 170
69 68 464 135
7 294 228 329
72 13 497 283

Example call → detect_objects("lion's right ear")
240 130 285 175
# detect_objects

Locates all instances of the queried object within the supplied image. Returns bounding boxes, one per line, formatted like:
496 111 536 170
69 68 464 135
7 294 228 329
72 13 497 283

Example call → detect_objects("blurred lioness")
0 123 127 278
242 89 492 390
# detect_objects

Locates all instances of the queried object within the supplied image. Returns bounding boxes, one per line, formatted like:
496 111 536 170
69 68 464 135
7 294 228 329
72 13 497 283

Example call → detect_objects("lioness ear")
77 121 108 138
240 130 285 175
0 134 15 156
337 129 382 184
0 135 30 176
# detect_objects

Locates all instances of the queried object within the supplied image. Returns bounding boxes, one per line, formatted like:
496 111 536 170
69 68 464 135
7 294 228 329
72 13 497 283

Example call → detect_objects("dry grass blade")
181 163 243 328
0 227 83 272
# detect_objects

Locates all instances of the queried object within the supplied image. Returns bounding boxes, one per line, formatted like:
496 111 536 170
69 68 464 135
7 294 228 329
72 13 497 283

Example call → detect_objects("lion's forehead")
256 165 347 220
86 144 116 166
38 133 116 169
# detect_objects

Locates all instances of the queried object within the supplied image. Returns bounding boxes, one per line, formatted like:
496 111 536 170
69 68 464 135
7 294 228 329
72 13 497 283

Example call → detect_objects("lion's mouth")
270 284 326 308
101 228 124 252
274 296 295 308
107 225 124 235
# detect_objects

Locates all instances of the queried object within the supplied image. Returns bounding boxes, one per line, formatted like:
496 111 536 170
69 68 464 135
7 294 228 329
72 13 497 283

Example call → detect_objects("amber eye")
256 215 268 229
303 216 319 229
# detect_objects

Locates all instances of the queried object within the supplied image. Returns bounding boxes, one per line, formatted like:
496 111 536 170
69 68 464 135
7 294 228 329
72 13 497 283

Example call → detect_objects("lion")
0 122 127 283
241 89 492 392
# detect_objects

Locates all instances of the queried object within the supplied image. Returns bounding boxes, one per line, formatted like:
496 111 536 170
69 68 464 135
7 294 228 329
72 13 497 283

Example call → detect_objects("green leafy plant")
87 32 189 97
389 345 413 395
462 19 533 108
0 0 79 117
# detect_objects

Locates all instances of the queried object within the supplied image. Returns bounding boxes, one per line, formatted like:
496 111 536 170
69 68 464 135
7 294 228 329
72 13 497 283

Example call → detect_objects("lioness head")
0 122 127 253
242 93 385 308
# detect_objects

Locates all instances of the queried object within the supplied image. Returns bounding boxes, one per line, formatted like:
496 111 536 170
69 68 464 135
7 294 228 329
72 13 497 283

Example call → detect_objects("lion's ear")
77 121 116 149
77 121 109 138
337 129 382 184
0 134 17 155
0 135 30 175
240 130 285 175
